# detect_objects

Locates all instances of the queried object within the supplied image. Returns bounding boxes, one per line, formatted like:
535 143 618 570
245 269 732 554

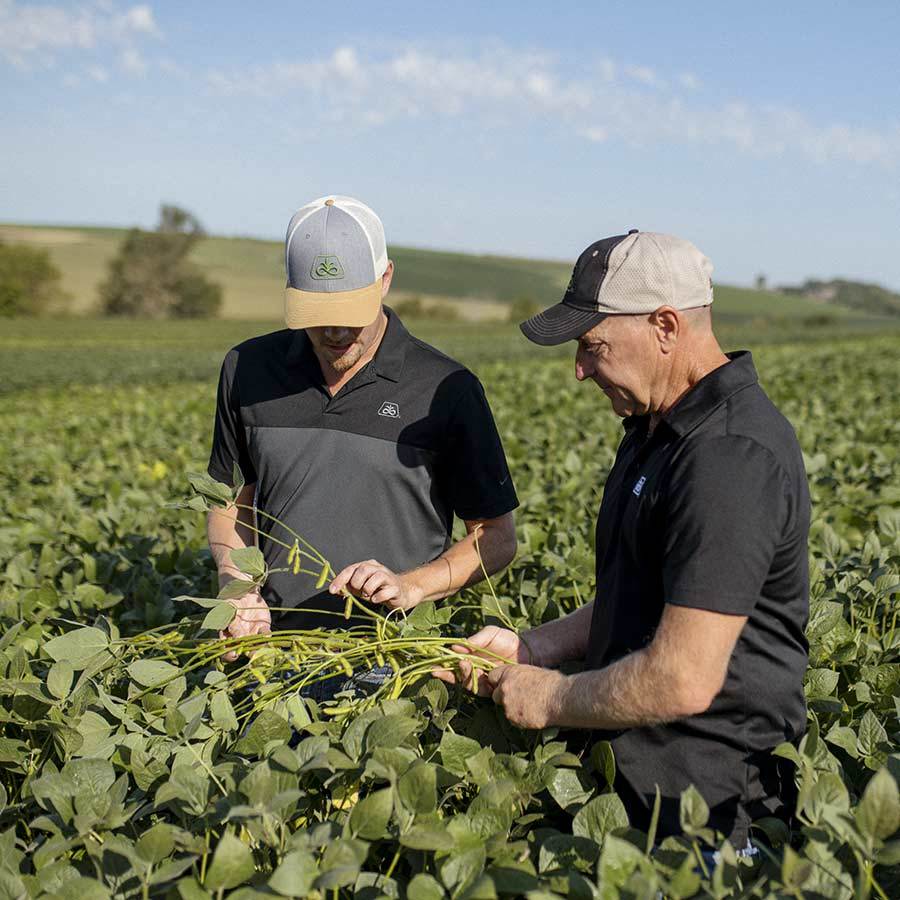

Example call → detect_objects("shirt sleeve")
207 349 257 487
662 435 789 616
439 376 519 521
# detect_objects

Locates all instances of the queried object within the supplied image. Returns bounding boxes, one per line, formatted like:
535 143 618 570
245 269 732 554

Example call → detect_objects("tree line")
0 205 222 318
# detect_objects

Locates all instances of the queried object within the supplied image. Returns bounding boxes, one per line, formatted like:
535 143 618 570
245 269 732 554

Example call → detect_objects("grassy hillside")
2 223 887 326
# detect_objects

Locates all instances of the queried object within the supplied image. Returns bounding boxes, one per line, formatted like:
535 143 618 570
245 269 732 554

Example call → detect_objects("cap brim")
520 302 607 346
284 281 382 329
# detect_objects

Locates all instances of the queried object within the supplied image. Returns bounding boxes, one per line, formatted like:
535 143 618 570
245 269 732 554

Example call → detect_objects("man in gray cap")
206 195 518 677
438 230 810 853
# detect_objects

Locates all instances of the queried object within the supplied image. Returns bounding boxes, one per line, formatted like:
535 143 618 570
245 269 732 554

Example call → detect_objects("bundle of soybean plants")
135 469 507 727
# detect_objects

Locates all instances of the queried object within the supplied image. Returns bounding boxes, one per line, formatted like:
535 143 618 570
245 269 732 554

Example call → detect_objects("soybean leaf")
268 849 316 897
349 787 393 840
204 832 255 891
398 762 437 815
47 660 74 700
438 731 481 778
187 472 234 507
572 793 628 843
210 692 239 732
44 627 109 668
678 785 710 834
548 768 594 813
234 710 291 757
405 873 445 900
217 579 256 601
230 547 267 580
135 822 176 864
128 659 182 688
202 602 236 631
856 767 900 841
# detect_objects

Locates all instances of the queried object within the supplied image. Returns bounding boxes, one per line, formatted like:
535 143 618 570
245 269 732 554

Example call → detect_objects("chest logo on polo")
632 475 647 497
310 255 344 280
378 401 400 418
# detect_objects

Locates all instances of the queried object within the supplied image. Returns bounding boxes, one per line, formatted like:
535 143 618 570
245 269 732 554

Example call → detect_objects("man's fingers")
361 571 391 598
431 667 458 685
370 584 400 606
349 565 383 593
328 564 356 594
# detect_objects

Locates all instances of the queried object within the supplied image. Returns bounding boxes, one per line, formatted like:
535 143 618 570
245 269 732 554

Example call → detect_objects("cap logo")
310 255 344 280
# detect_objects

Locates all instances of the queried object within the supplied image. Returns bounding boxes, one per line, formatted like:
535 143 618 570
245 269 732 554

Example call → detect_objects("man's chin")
330 349 362 372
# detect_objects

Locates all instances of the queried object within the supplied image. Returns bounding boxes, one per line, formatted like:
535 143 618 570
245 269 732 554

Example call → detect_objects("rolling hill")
0 223 892 326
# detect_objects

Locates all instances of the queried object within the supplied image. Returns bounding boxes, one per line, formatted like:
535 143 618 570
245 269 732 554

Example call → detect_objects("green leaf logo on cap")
310 255 345 280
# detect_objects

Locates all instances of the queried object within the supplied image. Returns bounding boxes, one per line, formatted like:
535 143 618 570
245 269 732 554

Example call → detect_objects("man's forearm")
522 601 595 668
551 650 697 729
206 484 258 587
401 515 516 604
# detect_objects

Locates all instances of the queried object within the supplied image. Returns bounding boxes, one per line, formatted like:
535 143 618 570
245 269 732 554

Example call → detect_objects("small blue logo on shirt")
632 475 647 497
379 401 400 418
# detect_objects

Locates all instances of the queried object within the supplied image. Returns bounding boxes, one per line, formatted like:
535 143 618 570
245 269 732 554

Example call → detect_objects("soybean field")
1 321 898 899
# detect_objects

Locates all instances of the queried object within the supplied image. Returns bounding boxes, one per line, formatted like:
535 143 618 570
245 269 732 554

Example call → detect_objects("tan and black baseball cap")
521 230 714 345
284 195 388 329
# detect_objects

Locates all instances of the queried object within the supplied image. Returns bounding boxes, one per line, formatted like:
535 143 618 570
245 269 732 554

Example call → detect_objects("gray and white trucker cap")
284 195 388 329
521 230 714 345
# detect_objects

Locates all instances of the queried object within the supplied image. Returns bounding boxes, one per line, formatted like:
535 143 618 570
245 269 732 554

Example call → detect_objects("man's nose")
575 353 592 381
324 327 350 341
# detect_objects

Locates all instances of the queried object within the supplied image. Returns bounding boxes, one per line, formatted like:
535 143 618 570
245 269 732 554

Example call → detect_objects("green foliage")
782 277 900 317
393 295 460 321
507 295 543 323
99 205 223 318
0 333 898 896
0 240 67 316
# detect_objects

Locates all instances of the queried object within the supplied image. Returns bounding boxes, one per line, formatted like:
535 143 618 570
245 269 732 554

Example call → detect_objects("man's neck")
648 342 730 433
317 310 389 396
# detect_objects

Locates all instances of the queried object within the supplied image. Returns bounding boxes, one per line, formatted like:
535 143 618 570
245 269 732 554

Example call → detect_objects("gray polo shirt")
208 308 518 629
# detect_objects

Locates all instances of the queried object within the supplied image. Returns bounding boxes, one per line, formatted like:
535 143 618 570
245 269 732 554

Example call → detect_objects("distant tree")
392 295 459 320
392 295 426 317
779 278 900 317
507 296 542 323
99 205 222 318
0 240 68 316
754 274 767 292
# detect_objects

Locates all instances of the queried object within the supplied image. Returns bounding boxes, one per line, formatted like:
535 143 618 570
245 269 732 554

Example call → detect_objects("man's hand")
329 559 423 610
433 625 535 694
219 586 271 662
485 664 567 730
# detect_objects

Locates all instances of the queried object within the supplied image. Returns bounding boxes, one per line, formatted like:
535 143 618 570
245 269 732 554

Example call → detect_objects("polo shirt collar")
623 351 758 438
662 350 758 437
283 305 408 383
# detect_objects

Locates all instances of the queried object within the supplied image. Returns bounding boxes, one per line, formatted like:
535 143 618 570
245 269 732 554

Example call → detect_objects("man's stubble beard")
329 343 364 373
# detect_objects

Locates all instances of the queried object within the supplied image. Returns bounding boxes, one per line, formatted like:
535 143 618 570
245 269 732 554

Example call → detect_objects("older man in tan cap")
439 230 810 856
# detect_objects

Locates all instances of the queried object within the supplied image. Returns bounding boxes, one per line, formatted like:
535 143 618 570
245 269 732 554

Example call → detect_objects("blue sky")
2 0 899 290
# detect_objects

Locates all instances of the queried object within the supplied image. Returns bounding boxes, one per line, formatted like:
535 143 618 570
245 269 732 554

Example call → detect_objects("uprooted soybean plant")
0 335 898 899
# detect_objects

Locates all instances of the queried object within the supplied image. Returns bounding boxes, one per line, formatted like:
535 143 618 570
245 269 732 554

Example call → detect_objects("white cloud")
120 47 146 74
0 1 160 68
209 43 900 167
86 63 108 82
624 64 659 87
581 126 608 143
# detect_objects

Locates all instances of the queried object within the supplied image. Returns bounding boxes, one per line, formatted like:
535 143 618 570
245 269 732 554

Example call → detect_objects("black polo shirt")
586 351 810 847
207 307 518 629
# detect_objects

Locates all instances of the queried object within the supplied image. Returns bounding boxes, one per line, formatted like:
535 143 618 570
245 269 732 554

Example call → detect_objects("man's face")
574 315 656 417
307 314 382 373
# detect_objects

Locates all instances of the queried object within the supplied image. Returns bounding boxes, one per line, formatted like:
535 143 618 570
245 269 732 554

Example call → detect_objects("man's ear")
650 306 680 353
381 260 394 299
